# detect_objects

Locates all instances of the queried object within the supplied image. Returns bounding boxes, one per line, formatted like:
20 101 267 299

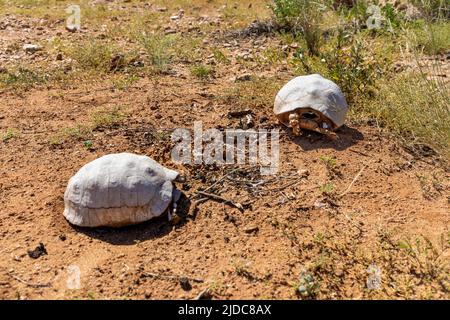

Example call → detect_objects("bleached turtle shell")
63 153 181 227
274 74 349 129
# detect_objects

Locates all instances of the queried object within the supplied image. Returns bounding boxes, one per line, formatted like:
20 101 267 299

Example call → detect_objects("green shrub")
138 34 177 73
66 40 115 70
270 0 329 55
293 29 385 102
0 68 47 88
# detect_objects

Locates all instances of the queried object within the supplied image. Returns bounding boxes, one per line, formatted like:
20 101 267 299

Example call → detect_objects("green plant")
320 155 337 168
411 21 450 55
380 232 449 282
355 70 450 159
138 34 177 73
2 128 16 142
66 40 115 71
112 74 139 90
213 48 230 64
218 77 282 110
327 38 380 98
270 0 328 55
83 140 94 150
49 125 92 146
190 64 213 79
0 68 47 88
295 272 320 297
320 182 335 195
90 106 127 129
381 3 403 30
293 29 384 102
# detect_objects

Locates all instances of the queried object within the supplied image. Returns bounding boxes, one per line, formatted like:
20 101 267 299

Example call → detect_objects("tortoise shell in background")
274 74 349 130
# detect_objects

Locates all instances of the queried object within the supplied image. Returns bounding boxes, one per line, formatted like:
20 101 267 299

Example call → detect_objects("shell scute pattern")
274 74 349 129
63 153 181 227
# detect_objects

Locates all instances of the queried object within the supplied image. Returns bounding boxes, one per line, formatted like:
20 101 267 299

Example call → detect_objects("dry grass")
354 69 450 159
408 21 450 55
90 105 128 129
49 124 93 147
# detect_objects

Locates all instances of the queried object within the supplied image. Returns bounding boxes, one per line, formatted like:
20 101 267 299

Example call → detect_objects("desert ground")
0 0 449 299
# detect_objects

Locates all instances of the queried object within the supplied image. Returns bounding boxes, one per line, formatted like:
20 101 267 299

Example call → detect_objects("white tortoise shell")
63 153 181 227
274 74 349 129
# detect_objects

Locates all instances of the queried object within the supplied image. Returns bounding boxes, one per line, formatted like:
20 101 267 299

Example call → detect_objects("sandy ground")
0 0 448 299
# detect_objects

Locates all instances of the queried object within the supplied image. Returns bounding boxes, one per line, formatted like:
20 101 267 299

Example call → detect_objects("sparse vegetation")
0 67 48 89
112 74 140 90
320 155 337 168
65 40 116 71
2 128 16 143
219 76 282 110
295 228 449 299
356 71 450 158
49 125 92 147
138 34 176 73
0 0 448 300
190 64 214 79
270 0 327 55
212 48 231 64
320 182 335 195
90 106 127 129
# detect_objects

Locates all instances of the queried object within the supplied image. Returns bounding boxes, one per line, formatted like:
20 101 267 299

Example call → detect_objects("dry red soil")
0 1 448 300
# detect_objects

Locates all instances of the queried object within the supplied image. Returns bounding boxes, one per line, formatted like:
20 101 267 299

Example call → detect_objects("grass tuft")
353 70 450 159
2 128 16 143
190 64 214 79
90 106 127 129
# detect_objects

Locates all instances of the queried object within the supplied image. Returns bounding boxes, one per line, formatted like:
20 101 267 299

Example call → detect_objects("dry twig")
338 163 369 198
194 287 212 300
195 191 244 211
8 273 52 288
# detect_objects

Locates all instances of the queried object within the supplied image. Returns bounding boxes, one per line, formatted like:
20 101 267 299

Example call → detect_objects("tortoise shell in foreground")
63 153 183 227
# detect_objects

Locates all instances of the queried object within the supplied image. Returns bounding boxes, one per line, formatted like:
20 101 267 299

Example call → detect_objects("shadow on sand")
71 193 191 245
285 124 364 151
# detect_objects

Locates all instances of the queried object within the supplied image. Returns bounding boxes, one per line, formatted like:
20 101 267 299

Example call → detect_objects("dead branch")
195 191 244 211
8 273 52 288
194 287 212 300
202 167 244 193
338 163 369 198
258 179 302 193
